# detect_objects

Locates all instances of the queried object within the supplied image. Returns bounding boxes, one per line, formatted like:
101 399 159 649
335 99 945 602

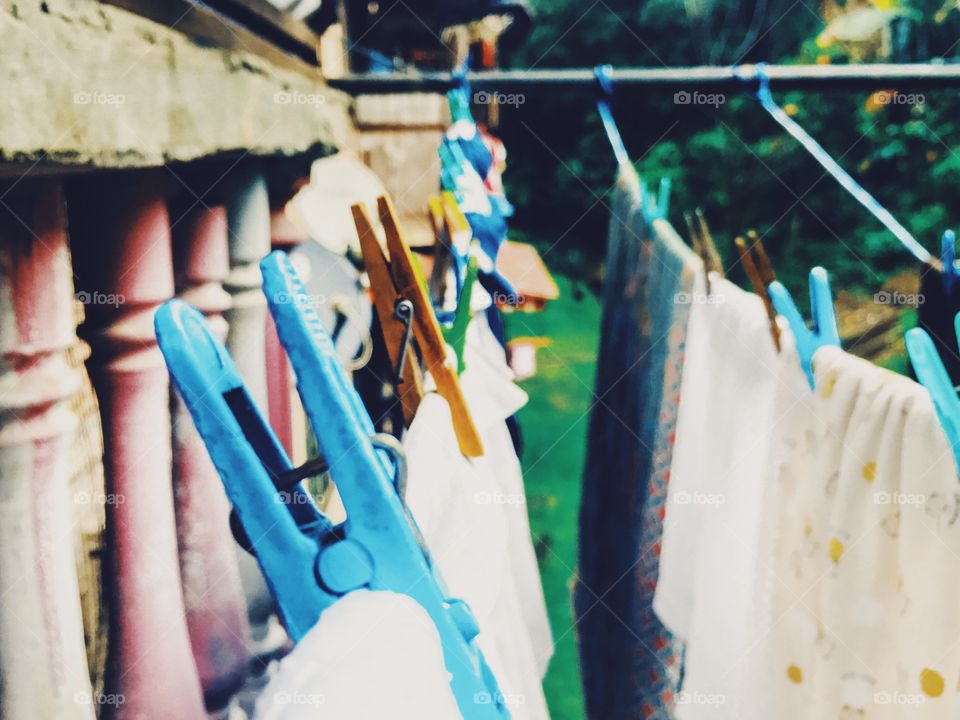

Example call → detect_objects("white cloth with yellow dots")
755 346 960 720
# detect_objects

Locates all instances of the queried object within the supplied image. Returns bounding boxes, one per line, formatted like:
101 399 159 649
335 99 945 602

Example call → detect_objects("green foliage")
498 0 960 298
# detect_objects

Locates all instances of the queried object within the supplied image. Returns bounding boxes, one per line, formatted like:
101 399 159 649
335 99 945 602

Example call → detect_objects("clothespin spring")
393 299 415 384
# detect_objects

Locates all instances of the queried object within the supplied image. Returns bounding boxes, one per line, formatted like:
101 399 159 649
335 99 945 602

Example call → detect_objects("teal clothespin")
639 177 671 223
906 316 960 470
942 229 958 294
768 266 840 389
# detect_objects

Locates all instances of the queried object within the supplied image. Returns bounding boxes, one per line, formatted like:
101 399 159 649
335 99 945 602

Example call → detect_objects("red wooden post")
171 204 252 712
223 165 288 657
69 173 206 720
0 179 96 719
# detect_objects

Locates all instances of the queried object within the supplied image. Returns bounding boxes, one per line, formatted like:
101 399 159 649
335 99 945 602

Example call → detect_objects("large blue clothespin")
906 316 960 470
768 266 841 389
156 253 510 719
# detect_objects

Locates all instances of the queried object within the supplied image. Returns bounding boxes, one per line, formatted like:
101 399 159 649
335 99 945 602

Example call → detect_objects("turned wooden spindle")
0 179 96 720
222 165 287 657
170 204 252 712
68 173 206 720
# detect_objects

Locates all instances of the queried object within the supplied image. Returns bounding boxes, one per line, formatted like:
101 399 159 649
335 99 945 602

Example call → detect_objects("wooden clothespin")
684 208 724 292
371 195 485 457
734 230 781 351
352 203 425 426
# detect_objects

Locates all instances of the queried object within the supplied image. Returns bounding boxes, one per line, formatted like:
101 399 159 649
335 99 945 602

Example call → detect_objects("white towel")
654 276 810 719
254 590 460 720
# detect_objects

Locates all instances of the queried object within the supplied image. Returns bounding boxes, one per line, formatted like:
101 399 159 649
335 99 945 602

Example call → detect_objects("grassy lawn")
504 276 599 720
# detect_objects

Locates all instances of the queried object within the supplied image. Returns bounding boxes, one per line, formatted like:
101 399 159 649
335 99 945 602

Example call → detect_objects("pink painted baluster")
0 179 96 720
171 205 252 715
69 173 206 720
222 165 289 658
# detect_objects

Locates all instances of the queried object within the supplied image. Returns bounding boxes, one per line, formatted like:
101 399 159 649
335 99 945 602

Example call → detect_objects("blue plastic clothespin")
768 266 841 389
639 177 671 223
156 253 510 719
906 316 960 470
942 230 958 294
594 64 630 167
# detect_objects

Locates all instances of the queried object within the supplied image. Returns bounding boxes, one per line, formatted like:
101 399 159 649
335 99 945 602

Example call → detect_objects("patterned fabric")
754 347 960 720
576 167 700 720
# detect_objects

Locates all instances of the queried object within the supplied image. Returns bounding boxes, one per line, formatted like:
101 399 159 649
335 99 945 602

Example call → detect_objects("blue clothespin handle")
639 177 671 223
260 252 510 719
155 300 335 641
768 266 841 389
906 319 960 470
942 229 957 294
594 65 630 168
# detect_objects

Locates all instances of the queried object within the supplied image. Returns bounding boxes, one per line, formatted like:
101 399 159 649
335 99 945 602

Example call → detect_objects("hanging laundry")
479 126 515 218
575 165 700 720
653 277 808 719
752 347 960 719
253 590 462 720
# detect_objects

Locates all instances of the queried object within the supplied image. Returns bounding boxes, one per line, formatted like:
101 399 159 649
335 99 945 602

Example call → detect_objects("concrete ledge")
0 0 354 171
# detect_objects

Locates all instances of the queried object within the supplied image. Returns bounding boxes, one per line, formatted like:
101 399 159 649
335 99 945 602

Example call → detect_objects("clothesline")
328 63 960 93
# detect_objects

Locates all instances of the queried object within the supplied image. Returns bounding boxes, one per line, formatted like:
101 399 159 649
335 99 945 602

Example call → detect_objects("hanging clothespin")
639 177 671 224
352 204 425 426
356 195 484 457
593 64 630 167
683 208 724 294
734 230 782 351
768 266 840 389
942 229 958 294
155 257 510 718
906 316 960 470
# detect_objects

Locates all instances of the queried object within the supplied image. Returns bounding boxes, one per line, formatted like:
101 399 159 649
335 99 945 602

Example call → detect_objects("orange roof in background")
496 241 559 301
412 240 559 304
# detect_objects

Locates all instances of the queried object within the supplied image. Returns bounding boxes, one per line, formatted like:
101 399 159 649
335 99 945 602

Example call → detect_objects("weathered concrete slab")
0 0 354 171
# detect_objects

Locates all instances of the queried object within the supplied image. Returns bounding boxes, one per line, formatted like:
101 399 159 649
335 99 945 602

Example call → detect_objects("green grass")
504 276 599 720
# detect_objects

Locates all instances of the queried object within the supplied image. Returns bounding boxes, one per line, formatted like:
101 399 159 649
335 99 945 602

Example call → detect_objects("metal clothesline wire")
327 63 960 93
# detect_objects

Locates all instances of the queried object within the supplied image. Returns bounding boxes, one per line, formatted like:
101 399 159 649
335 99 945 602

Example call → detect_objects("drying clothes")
753 346 960 720
462 312 554 677
653 277 808 719
404 391 550 720
913 264 960 386
253 590 461 720
575 165 700 720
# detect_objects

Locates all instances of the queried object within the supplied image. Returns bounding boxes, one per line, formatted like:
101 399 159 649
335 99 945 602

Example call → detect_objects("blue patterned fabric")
575 165 700 719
